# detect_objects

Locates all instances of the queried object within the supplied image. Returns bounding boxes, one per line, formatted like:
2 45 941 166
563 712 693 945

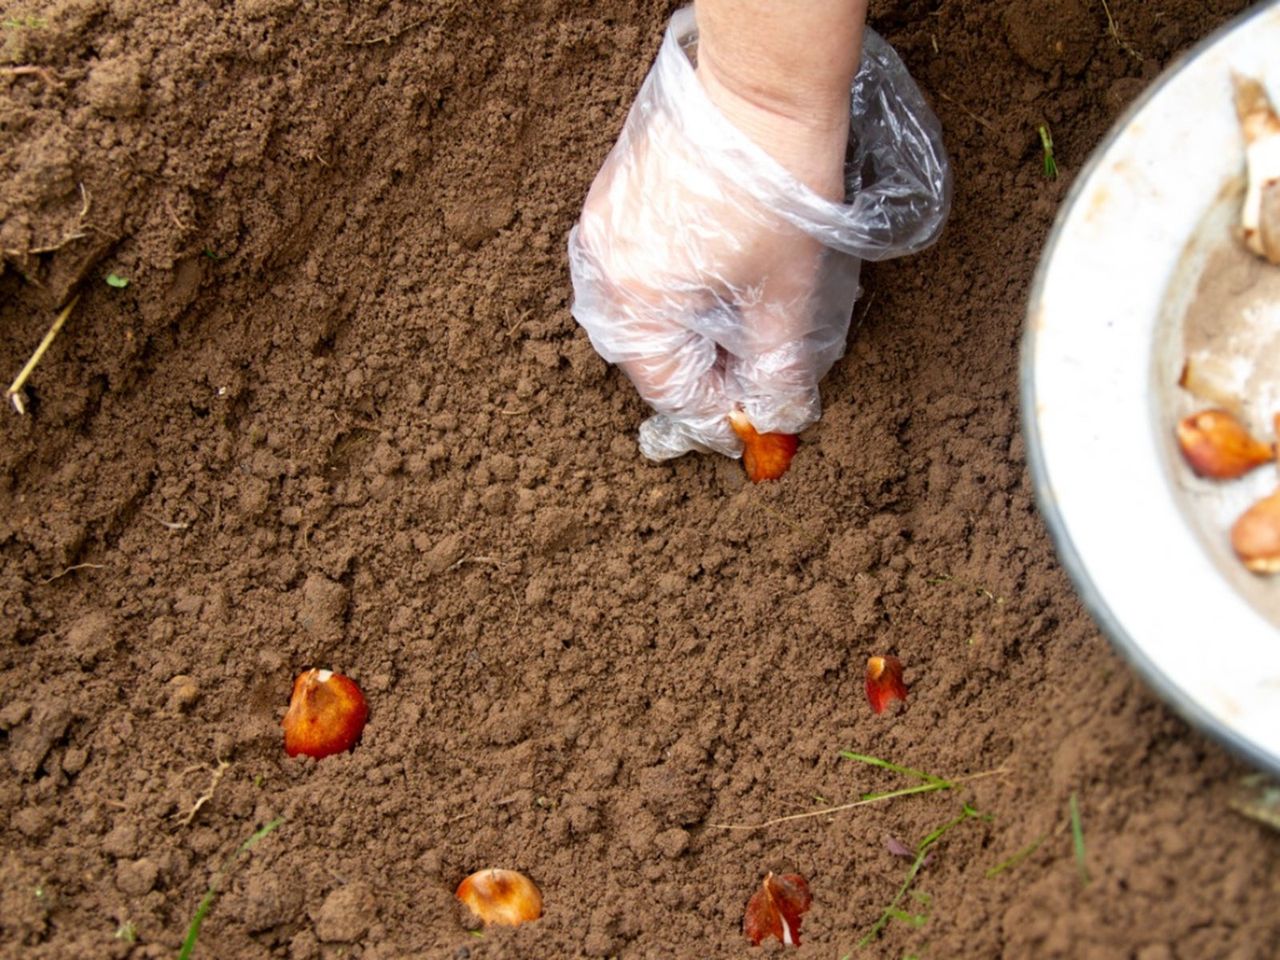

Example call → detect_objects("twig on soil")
449 555 505 570
48 181 89 239
144 512 192 532
38 562 106 584
450 556 522 608
708 768 1006 831
937 89 997 133
0 64 61 87
1099 0 1143 62
292 145 331 167
25 231 88 256
343 15 429 46
6 183 92 258
503 307 532 339
6 296 80 415
176 816 284 960
164 197 190 232
177 759 231 827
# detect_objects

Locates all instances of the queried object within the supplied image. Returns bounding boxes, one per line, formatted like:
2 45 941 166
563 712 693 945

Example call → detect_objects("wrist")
696 35 853 132
691 0 866 200
696 53 852 201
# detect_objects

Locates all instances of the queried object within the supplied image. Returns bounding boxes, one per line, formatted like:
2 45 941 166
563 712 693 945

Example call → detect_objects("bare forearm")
695 0 868 126
693 0 868 198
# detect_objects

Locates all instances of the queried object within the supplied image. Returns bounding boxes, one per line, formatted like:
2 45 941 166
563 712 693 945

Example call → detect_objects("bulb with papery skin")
456 869 542 927
728 410 798 483
743 872 812 947
1175 409 1274 479
1232 488 1280 574
1234 74 1280 264
865 655 908 714
282 669 368 759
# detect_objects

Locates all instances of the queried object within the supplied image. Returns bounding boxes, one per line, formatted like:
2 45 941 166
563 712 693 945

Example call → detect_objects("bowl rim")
1020 0 1280 778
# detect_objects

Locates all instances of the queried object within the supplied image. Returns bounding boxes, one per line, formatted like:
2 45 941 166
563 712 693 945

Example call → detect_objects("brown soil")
1 1 1277 958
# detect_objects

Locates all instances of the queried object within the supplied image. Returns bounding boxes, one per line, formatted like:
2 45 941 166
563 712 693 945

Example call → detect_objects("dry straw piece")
6 296 80 414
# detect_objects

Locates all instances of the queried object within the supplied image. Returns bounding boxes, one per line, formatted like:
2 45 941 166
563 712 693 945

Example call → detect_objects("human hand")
568 8 952 461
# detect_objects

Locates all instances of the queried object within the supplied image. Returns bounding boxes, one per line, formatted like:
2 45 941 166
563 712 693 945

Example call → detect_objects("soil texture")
2 1 1278 958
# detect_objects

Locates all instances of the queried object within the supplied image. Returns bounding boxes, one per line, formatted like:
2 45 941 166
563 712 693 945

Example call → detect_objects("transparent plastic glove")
568 6 951 461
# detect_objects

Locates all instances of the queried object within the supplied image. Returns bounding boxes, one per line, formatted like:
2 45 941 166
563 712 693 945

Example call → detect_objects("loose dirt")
2 1 1277 957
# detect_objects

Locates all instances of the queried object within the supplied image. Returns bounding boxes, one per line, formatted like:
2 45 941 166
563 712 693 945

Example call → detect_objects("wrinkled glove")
568 6 951 461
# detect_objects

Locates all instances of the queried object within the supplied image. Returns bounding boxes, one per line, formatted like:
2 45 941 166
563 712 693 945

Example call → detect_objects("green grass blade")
1037 124 1059 179
1069 793 1089 885
985 834 1048 878
917 804 981 853
886 906 929 928
177 817 284 960
235 817 285 857
858 848 930 947
839 751 950 787
859 781 952 804
859 805 985 946
177 889 218 960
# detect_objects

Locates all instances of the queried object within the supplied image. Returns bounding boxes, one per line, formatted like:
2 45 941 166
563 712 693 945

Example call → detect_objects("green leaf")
1069 792 1089 885
986 834 1048 878
1037 124 1059 180
177 817 284 960
105 273 129 288
859 805 985 947
839 751 950 787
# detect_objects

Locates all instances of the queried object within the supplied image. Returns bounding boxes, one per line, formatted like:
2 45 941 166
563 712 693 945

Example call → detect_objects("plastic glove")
568 6 951 461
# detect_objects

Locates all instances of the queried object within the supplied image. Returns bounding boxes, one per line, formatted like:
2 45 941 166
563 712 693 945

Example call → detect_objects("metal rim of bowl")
1019 0 1280 778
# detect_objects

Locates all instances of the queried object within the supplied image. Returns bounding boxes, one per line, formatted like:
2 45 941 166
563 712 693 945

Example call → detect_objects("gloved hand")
568 6 951 462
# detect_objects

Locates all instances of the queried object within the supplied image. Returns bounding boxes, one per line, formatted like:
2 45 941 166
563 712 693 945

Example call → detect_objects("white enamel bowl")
1022 2 1280 775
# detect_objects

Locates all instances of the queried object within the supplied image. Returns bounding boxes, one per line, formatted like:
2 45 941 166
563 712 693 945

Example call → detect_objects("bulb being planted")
1175 409 1274 479
865 655 908 714
728 410 798 483
1234 74 1280 264
282 669 368 759
456 869 543 927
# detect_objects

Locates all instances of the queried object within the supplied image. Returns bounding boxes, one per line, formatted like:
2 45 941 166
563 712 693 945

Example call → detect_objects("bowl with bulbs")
1023 1 1280 777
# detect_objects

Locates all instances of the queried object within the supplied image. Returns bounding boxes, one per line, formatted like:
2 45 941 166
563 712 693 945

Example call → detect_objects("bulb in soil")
728 410 798 483
1175 409 1274 479
1232 488 1280 573
865 655 908 714
282 669 368 759
1234 74 1280 264
743 872 812 947
456 869 542 927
